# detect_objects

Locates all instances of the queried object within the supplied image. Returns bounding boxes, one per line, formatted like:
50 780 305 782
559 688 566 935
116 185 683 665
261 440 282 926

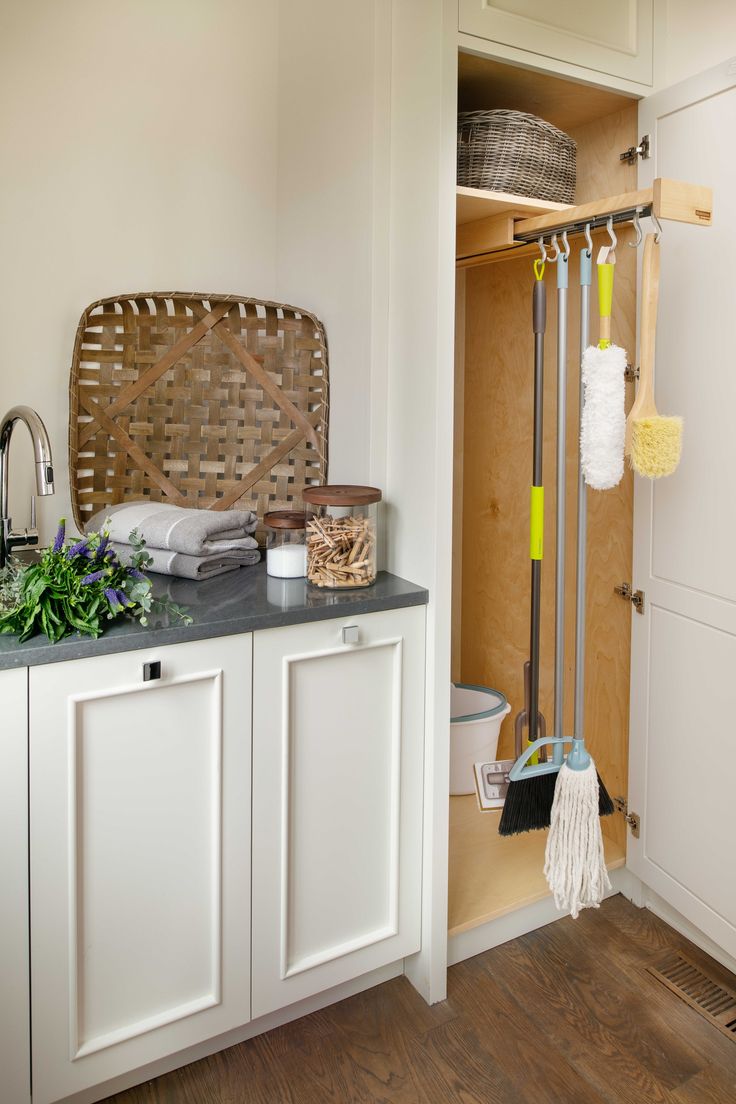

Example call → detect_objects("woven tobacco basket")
69 292 329 535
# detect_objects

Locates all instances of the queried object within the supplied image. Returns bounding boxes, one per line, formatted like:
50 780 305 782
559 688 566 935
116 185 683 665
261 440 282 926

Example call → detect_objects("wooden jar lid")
303 485 382 506
263 510 307 529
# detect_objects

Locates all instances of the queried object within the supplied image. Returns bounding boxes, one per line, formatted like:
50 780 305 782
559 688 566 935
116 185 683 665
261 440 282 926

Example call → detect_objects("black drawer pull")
143 661 161 682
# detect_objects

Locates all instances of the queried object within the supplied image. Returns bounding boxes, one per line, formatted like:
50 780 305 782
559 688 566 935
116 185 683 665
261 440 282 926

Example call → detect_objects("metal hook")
561 230 570 260
628 209 643 247
583 222 593 256
548 233 560 263
537 236 547 264
651 211 663 243
606 215 617 251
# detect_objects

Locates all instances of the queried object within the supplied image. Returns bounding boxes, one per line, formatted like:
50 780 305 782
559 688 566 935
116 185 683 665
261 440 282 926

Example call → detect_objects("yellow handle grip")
530 485 544 560
598 264 615 350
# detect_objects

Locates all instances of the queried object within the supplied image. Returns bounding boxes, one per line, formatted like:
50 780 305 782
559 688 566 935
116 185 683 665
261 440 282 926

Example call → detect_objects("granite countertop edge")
0 566 428 671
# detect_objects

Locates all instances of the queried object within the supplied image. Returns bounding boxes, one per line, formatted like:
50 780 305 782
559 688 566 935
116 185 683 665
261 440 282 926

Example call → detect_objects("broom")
499 256 552 836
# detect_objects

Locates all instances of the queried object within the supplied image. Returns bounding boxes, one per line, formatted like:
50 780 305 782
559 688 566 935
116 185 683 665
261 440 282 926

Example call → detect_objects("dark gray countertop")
0 563 428 670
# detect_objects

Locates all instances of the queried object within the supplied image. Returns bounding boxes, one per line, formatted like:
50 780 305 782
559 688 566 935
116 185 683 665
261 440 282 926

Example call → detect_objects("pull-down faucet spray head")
0 406 55 566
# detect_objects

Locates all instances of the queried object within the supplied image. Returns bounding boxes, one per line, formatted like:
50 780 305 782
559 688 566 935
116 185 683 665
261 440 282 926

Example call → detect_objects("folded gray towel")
89 501 258 557
112 541 260 581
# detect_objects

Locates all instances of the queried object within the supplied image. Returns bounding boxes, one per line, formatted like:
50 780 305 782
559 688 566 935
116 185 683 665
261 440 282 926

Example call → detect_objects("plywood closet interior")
450 53 639 938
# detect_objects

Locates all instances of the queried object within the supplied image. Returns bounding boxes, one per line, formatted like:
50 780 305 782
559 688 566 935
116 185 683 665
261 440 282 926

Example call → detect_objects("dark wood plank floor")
106 895 736 1103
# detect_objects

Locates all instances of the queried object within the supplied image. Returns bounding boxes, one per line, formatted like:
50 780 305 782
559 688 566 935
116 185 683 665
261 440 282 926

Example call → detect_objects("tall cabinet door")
252 606 426 1018
628 60 736 957
30 635 251 1104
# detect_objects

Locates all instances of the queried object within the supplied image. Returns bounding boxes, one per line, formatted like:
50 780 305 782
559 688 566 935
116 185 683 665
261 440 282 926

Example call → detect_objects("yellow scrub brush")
626 232 683 478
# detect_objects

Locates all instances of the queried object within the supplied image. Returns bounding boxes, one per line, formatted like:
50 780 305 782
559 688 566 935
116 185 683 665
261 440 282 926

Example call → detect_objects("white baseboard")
58 961 404 1104
642 887 736 978
448 868 632 966
448 865 736 982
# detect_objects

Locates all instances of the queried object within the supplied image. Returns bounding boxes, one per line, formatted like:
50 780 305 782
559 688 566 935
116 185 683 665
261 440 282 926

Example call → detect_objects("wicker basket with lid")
303 485 381 589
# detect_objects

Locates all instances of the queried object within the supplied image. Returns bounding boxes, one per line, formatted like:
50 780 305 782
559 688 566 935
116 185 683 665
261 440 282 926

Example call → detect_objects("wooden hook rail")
456 178 712 267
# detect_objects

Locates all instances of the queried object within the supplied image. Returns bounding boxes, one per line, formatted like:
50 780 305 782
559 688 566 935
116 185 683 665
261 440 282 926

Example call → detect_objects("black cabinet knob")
143 661 161 682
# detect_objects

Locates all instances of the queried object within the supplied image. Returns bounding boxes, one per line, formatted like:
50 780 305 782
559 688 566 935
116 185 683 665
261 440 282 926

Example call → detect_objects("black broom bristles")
498 768 614 837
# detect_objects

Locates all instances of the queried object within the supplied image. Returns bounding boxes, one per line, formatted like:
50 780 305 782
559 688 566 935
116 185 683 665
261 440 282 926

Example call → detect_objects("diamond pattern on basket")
69 293 329 534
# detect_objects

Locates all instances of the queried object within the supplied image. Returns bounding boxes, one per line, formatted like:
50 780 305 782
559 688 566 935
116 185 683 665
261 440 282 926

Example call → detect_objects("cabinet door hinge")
614 582 645 614
620 134 651 164
614 796 641 838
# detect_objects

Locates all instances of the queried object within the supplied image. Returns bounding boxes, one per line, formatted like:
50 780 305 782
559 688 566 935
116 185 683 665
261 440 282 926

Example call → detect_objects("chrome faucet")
0 406 55 567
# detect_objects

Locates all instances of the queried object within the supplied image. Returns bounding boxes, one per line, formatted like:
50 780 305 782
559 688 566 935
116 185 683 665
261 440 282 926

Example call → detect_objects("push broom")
503 239 614 917
498 252 554 836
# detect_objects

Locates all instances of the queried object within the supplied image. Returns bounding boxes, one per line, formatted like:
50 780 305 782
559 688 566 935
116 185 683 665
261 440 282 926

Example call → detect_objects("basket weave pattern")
457 109 576 203
69 293 329 533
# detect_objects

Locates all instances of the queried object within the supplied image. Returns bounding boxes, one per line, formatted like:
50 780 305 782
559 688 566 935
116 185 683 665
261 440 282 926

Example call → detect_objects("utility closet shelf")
456 186 571 261
456 186 570 225
448 795 626 936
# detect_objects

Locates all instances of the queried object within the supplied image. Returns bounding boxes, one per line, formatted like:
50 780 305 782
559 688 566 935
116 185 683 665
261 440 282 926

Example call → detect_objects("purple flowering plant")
0 519 191 643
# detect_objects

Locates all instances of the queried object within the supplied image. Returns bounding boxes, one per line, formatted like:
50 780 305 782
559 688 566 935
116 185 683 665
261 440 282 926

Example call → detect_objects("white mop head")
580 344 627 491
544 761 612 919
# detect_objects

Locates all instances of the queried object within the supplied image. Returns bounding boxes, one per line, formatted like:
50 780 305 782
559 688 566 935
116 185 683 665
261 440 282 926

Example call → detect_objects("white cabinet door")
30 635 251 1104
0 668 31 1104
459 0 655 89
252 606 426 1018
628 60 736 957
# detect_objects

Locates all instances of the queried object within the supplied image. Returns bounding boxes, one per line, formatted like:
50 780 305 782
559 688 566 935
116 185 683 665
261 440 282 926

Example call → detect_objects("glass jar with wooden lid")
303 485 381 588
263 510 307 578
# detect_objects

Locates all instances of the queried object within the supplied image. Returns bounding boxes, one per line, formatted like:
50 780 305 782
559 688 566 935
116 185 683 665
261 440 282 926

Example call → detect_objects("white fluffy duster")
544 761 611 919
580 344 627 490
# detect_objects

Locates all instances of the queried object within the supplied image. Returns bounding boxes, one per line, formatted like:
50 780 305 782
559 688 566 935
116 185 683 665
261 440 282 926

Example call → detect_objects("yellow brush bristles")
630 415 683 478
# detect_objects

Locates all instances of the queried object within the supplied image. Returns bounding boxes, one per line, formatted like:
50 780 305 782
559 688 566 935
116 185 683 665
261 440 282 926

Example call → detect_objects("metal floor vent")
648 953 736 1042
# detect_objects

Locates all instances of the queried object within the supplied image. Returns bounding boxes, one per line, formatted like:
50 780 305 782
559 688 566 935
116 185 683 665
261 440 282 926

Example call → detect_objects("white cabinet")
0 668 31 1104
459 0 657 90
628 60 736 961
251 606 426 1018
29 635 252 1104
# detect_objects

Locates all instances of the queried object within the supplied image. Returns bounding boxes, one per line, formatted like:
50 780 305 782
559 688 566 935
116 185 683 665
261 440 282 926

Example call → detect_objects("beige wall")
663 0 736 87
275 1 385 487
0 0 279 539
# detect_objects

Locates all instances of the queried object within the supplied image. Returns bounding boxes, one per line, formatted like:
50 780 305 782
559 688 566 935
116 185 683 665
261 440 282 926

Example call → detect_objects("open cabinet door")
628 58 736 957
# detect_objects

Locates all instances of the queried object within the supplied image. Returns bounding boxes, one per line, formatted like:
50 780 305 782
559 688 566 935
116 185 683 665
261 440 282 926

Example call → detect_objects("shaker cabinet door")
459 0 655 89
29 635 252 1104
251 606 426 1018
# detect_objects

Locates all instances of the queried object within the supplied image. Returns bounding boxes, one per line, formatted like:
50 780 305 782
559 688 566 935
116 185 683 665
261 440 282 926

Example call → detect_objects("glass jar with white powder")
264 511 307 578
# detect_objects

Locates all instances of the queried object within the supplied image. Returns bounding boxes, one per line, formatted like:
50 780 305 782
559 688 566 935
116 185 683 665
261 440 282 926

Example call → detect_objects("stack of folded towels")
88 501 260 580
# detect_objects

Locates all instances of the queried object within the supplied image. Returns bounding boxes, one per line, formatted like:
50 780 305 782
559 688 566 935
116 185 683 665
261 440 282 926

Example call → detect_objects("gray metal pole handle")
575 248 593 738
554 253 569 749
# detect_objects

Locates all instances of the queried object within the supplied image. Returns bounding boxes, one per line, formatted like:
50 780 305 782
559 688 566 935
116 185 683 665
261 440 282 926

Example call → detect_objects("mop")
626 231 683 477
580 224 627 490
544 240 613 918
